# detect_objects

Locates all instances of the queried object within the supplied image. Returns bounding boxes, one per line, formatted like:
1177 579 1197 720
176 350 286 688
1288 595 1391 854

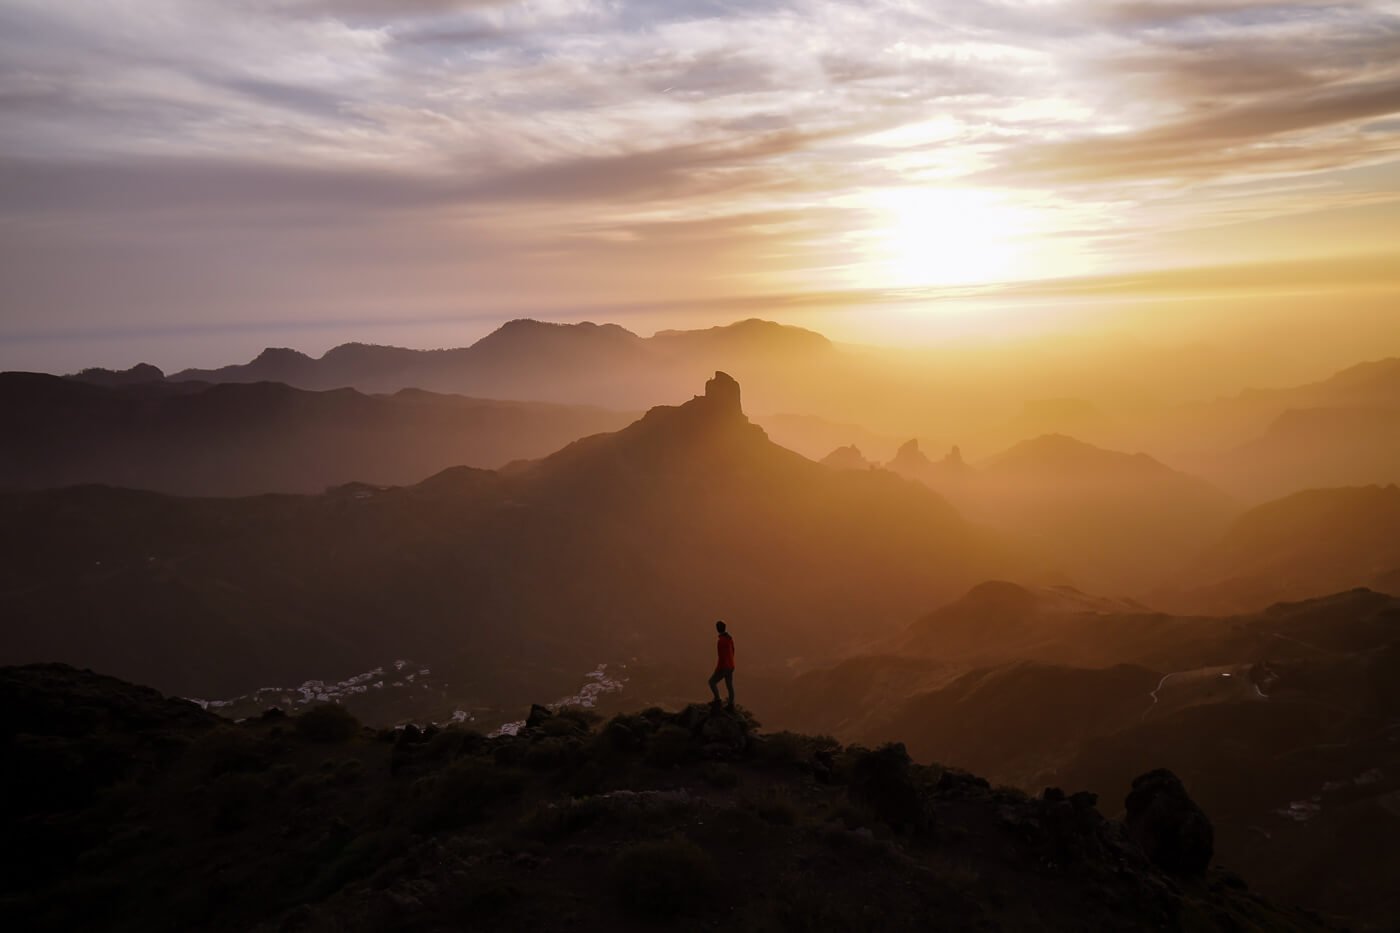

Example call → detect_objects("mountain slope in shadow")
1 663 1330 933
778 584 1400 930
0 372 636 495
0 373 1001 701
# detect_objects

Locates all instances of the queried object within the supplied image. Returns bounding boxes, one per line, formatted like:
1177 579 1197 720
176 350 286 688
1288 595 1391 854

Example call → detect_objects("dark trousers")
708 667 735 705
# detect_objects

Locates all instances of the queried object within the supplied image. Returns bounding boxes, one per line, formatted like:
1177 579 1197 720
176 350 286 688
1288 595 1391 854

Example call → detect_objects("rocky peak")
821 445 872 471
944 445 964 467
703 371 742 416
890 439 933 470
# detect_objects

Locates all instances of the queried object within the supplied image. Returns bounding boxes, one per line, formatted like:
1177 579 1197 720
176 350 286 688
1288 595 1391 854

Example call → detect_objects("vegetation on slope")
2 664 1328 933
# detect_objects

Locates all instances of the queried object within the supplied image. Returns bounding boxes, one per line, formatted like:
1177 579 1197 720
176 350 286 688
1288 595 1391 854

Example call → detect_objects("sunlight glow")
859 188 1043 288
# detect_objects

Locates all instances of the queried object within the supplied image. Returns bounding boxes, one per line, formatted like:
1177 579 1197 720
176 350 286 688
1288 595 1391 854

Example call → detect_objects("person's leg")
723 670 735 707
708 669 723 703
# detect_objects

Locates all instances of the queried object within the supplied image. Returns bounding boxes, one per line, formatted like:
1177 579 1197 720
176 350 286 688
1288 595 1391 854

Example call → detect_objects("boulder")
1124 769 1214 877
849 743 933 835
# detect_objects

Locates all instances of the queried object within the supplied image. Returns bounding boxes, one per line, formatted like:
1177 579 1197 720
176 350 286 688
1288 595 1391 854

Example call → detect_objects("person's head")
715 620 726 634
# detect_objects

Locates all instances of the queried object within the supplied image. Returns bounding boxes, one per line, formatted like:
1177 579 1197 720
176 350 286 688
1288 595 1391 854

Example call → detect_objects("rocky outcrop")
1124 768 1214 876
703 370 741 415
820 445 872 471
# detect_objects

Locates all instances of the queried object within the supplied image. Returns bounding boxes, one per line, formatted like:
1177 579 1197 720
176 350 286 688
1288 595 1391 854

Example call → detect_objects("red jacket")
716 633 736 670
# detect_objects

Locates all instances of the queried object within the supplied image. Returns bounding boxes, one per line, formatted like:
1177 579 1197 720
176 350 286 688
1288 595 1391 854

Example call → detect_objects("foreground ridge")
2 664 1327 932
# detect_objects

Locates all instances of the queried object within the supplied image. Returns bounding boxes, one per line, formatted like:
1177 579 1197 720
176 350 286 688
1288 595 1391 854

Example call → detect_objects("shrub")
610 837 718 919
755 731 836 769
701 762 739 789
644 725 695 769
412 759 525 831
294 704 360 743
551 706 601 732
748 786 799 826
307 827 411 898
523 736 583 771
425 728 487 761
520 796 611 840
189 725 269 776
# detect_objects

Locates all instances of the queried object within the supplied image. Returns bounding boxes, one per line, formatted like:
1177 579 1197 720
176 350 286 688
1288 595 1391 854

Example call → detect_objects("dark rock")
1124 769 1214 877
1070 791 1098 811
601 718 644 752
849 743 932 835
704 370 741 415
935 768 991 798
525 704 553 729
1042 787 1066 802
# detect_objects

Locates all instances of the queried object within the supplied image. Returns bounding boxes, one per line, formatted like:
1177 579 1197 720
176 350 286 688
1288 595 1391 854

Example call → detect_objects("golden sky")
1 0 1398 372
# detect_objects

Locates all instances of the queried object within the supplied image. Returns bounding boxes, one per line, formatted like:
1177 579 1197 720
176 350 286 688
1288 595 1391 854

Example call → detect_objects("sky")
1 0 1398 373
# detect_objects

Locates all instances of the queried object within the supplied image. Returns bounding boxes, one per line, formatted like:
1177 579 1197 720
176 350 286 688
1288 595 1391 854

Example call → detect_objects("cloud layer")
1 0 1398 368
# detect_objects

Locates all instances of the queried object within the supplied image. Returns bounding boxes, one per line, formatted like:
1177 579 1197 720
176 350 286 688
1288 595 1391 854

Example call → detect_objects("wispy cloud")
1 0 1398 363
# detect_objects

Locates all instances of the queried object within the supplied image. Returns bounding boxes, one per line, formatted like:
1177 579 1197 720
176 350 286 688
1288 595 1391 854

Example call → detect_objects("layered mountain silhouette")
163 318 835 411
47 322 1400 506
0 373 634 496
1161 484 1400 613
0 373 998 699
778 583 1400 929
886 434 1234 595
818 444 873 471
1149 357 1400 492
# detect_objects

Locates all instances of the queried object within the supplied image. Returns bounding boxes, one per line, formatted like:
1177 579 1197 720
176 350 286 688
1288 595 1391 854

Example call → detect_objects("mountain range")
0 373 634 496
0 373 998 702
777 582 1400 930
164 318 835 411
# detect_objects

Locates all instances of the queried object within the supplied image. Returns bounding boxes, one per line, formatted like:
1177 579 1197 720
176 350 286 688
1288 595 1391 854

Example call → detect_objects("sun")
861 187 1038 288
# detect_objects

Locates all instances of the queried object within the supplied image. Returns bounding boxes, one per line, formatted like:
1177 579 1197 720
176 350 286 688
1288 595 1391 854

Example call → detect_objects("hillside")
1163 485 1400 613
0 373 999 702
0 373 635 496
1207 407 1400 504
1 663 1329 933
886 435 1234 595
778 585 1400 930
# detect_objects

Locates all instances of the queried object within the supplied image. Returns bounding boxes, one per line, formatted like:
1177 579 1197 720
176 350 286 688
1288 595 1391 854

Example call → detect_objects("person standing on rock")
708 620 736 710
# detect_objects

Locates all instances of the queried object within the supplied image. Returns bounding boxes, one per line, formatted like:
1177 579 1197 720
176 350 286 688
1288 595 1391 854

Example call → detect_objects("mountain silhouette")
2 662 1328 933
778 583 1400 930
1163 484 1400 612
1208 406 1400 503
889 434 1234 594
67 362 166 387
0 373 997 698
0 372 635 496
818 444 873 470
164 318 834 411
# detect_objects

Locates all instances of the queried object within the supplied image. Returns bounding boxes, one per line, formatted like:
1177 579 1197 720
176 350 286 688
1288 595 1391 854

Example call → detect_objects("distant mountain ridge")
1161 484 1400 612
0 372 636 496
158 318 834 409
885 433 1235 595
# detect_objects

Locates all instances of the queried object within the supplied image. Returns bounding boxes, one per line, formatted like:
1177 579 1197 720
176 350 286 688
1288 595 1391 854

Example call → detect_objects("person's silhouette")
708 620 736 709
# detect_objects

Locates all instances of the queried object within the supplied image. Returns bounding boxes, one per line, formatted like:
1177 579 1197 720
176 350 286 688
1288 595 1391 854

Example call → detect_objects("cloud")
2 0 1400 356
